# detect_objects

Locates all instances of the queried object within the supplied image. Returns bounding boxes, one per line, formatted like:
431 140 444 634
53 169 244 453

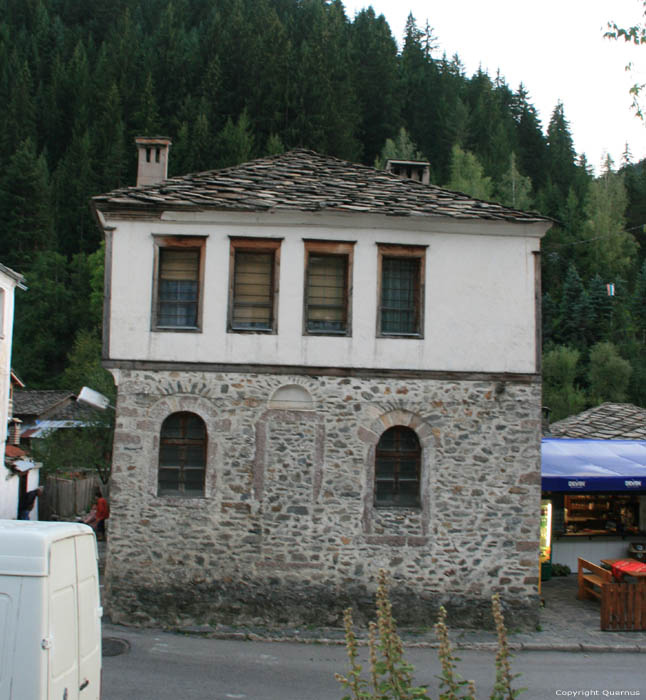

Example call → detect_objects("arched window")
158 412 206 497
375 426 421 507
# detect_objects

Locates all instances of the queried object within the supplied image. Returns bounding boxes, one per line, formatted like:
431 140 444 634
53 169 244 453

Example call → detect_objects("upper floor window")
304 240 354 335
375 426 421 507
377 244 425 337
228 238 281 333
158 412 206 497
152 237 205 331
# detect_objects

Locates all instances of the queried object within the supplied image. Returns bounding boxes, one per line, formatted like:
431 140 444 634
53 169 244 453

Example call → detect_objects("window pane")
375 455 395 478
158 468 180 492
160 413 183 438
381 257 419 334
375 426 421 507
183 468 205 492
397 481 419 506
307 254 347 332
399 458 418 480
159 412 206 496
183 414 206 439
375 480 395 504
158 249 199 327
184 445 205 467
232 251 274 329
159 444 180 466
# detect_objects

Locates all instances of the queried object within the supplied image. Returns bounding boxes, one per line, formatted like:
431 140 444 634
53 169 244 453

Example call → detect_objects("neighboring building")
13 390 78 444
543 402 646 570
92 146 551 628
0 263 28 519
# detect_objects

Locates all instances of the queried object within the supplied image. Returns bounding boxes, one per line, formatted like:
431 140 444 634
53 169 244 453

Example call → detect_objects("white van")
0 521 102 700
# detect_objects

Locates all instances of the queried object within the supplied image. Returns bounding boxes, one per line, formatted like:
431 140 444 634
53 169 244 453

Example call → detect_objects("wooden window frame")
374 425 422 508
151 235 206 332
303 240 354 337
158 411 207 498
228 237 281 334
376 243 426 338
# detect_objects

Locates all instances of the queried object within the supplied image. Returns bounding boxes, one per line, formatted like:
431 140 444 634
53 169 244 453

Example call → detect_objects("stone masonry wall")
105 369 542 630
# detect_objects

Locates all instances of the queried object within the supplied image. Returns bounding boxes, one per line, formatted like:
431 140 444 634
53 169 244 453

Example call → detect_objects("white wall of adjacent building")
105 210 546 373
0 266 20 519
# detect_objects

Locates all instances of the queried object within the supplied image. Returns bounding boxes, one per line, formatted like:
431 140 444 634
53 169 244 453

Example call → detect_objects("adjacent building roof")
93 148 550 224
0 262 26 289
549 403 646 440
12 390 75 420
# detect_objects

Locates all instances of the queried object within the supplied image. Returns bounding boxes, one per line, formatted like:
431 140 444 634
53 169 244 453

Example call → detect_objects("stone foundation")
105 369 542 630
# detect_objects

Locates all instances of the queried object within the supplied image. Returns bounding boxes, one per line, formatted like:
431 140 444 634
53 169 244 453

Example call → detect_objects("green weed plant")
336 570 524 700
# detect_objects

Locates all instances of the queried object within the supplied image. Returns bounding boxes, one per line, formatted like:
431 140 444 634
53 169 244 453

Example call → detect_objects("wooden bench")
577 557 613 601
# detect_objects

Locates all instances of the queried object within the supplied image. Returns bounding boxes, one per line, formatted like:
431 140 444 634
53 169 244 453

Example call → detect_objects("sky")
342 0 646 174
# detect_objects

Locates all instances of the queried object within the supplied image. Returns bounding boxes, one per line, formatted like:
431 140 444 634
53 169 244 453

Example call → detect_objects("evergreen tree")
544 102 581 218
215 110 255 169
586 273 614 343
132 72 161 136
374 128 424 169
13 251 74 386
587 341 632 404
446 144 493 200
52 128 98 255
1 58 37 157
496 152 533 210
0 137 53 269
350 7 400 164
581 155 637 279
557 263 592 347
633 260 646 341
542 345 586 421
512 84 548 189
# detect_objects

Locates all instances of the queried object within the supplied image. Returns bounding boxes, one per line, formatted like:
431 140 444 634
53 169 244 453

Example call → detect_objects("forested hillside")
1 0 645 419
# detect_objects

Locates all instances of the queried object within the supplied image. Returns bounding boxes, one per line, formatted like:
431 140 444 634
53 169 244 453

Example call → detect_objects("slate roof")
93 149 549 224
549 403 646 440
13 390 75 418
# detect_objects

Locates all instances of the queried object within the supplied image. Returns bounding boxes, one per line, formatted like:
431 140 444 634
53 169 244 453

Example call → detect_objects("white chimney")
385 159 430 185
135 136 172 187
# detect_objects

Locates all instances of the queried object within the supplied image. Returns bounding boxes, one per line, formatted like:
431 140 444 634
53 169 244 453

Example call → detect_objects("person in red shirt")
83 490 110 539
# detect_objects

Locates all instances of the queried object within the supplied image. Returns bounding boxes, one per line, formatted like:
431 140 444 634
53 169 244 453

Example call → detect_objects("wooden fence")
601 583 646 631
42 473 100 520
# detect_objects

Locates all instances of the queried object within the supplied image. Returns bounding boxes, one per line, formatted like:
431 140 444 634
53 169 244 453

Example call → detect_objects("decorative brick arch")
358 409 434 540
146 394 228 502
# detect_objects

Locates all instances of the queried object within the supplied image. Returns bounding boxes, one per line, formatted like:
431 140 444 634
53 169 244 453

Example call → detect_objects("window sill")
377 332 424 340
155 494 206 504
304 330 350 337
228 327 276 334
153 326 202 333
374 503 421 510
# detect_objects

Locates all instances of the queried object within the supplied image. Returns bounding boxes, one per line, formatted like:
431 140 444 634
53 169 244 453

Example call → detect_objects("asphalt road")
101 625 646 700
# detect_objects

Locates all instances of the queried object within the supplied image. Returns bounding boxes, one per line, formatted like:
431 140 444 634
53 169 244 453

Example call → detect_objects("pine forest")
2 0 646 421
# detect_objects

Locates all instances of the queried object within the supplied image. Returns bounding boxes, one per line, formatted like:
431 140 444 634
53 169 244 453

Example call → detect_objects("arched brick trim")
268 384 314 410
146 394 226 502
359 409 434 539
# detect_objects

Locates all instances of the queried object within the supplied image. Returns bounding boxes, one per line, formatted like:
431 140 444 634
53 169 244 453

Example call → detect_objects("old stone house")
92 144 551 628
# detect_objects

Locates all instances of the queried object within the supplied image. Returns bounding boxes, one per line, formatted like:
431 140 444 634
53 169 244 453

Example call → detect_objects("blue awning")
542 438 646 492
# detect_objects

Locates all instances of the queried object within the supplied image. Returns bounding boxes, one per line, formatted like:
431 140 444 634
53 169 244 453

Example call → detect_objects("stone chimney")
8 419 21 446
135 136 172 187
385 159 430 185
